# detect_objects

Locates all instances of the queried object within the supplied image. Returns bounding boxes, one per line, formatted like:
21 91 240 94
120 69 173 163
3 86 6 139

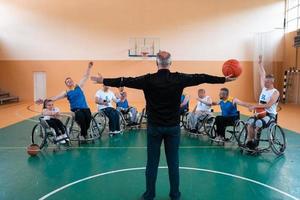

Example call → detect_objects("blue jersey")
66 85 89 112
219 97 238 117
117 99 129 109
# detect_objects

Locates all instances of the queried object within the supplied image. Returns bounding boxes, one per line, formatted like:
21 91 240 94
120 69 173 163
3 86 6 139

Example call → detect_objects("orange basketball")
254 108 267 119
222 59 242 77
27 144 40 156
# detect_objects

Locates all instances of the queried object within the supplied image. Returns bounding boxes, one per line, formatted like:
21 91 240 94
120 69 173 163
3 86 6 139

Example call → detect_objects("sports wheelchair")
183 109 215 136
65 113 103 145
235 115 286 156
117 107 141 129
208 111 246 144
93 109 126 137
31 116 71 151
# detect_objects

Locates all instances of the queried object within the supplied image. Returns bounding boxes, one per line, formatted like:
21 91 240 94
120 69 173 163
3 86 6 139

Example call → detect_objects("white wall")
0 0 285 60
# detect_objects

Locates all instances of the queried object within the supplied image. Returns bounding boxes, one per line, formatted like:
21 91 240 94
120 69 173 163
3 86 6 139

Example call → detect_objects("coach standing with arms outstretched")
91 51 236 200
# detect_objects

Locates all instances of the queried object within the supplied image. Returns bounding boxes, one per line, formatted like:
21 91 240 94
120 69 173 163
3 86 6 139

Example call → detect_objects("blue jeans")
101 107 120 132
143 124 181 200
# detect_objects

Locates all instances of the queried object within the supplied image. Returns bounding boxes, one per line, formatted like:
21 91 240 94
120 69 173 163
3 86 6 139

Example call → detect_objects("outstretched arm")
91 73 149 90
79 62 93 88
249 90 279 111
258 55 266 90
36 91 67 104
180 73 235 88
50 91 67 101
233 98 251 108
211 101 220 106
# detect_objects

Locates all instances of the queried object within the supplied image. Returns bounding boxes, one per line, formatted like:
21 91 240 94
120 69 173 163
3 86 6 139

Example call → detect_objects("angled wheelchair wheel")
208 120 217 139
88 116 102 140
269 123 286 156
234 120 247 146
203 116 215 135
118 111 126 132
32 123 47 149
66 117 81 141
181 112 189 130
93 112 107 134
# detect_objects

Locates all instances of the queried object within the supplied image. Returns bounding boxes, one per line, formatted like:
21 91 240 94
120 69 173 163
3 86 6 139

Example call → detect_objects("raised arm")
179 73 235 88
78 62 93 88
258 55 266 90
91 73 149 90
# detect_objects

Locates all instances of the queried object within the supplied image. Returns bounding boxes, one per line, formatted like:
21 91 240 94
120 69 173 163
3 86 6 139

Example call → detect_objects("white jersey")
259 87 279 115
196 96 211 112
42 107 60 120
95 90 117 110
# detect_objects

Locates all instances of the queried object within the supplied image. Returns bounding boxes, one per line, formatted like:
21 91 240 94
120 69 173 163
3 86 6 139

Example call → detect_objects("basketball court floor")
0 104 299 200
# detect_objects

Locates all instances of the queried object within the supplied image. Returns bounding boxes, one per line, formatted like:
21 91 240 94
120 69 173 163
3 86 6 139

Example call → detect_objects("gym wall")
0 0 285 108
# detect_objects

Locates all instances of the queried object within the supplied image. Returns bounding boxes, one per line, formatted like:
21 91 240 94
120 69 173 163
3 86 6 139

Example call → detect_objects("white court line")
38 166 299 200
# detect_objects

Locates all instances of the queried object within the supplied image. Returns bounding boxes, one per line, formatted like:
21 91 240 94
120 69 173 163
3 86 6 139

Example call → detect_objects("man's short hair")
220 87 229 95
156 51 172 67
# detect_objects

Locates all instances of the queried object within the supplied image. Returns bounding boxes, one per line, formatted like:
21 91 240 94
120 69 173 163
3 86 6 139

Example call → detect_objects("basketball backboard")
128 37 160 58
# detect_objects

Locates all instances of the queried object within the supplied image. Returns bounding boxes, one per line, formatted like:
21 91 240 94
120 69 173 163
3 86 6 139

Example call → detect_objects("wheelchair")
180 109 189 130
65 113 103 145
208 111 246 144
31 116 71 151
184 110 215 136
117 107 140 129
93 109 126 137
236 115 286 156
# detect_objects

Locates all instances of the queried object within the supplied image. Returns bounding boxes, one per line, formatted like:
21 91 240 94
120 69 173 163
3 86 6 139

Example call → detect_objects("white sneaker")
62 134 70 141
114 130 121 134
59 140 66 144
56 135 63 141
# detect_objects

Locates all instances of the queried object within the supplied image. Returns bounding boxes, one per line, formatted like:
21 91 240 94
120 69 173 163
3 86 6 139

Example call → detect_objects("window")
286 0 300 32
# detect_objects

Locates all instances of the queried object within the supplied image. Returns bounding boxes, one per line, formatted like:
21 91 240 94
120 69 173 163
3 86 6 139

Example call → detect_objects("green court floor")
0 117 300 200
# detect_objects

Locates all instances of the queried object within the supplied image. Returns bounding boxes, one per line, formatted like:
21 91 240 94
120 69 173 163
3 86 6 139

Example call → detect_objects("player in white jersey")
187 89 212 132
246 55 280 149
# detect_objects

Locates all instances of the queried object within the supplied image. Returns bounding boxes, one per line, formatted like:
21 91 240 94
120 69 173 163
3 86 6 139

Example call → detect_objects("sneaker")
56 135 63 140
59 140 66 144
62 134 70 141
114 130 121 134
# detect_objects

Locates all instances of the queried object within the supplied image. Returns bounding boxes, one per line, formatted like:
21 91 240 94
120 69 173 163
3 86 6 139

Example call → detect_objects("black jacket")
103 69 226 126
